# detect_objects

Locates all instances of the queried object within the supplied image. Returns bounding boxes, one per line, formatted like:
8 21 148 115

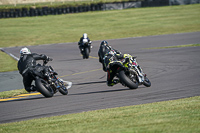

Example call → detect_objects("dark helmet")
100 40 108 46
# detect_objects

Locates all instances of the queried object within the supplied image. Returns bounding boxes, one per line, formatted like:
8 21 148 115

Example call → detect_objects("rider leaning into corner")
98 40 143 87
98 40 123 86
17 47 52 92
78 33 92 52
98 40 121 72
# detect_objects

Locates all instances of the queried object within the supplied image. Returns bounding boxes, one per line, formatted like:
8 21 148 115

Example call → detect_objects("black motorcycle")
107 55 151 89
80 41 92 59
29 59 71 98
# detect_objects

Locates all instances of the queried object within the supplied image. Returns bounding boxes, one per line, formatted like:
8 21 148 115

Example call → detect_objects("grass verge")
0 51 18 72
0 4 200 48
0 0 138 8
0 96 199 132
0 89 28 99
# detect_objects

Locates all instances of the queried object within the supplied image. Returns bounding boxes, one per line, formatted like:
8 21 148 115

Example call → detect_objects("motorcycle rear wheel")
35 78 54 98
119 70 138 89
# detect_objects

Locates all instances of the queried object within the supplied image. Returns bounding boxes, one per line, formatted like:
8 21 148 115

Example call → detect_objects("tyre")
59 86 68 95
119 70 138 89
85 47 89 59
143 77 151 87
35 78 54 98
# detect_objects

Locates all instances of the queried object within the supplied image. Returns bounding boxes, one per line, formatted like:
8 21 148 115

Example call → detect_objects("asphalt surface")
0 32 200 123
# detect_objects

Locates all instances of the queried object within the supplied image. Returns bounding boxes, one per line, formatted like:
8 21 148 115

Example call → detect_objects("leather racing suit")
17 53 49 92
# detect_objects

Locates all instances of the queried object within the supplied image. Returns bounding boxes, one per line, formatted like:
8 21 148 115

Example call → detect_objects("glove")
125 57 129 63
46 56 53 61
132 56 136 59
48 58 53 61
44 60 48 64
116 54 123 59
44 57 52 64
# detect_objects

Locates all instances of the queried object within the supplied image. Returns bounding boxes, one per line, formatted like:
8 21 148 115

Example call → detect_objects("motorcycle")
80 39 92 59
108 54 151 89
29 59 72 98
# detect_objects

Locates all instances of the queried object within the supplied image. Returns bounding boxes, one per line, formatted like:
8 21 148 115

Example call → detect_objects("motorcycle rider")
102 45 145 86
98 40 121 72
98 41 124 86
17 47 52 92
78 33 92 57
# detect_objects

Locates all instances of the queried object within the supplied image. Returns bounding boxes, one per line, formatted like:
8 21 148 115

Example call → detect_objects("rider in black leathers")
17 47 51 92
98 41 124 86
98 41 111 67
98 40 121 72
78 33 92 54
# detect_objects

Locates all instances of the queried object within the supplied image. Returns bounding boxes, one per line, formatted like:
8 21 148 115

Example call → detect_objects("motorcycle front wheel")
119 70 138 89
59 86 68 95
85 47 89 59
35 78 54 98
143 77 151 87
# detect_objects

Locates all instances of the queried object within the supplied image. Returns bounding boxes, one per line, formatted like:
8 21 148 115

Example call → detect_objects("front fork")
123 64 144 83
49 74 64 92
81 44 91 53
134 66 145 83
54 76 63 88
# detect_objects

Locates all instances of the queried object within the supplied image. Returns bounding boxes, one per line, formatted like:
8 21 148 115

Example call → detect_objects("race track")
0 32 200 123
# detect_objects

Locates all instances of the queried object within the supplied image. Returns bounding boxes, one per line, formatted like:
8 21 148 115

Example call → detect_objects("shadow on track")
69 88 131 96
58 58 84 62
73 81 106 85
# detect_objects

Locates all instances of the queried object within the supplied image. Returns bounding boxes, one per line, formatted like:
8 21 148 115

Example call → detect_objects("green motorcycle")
108 54 151 89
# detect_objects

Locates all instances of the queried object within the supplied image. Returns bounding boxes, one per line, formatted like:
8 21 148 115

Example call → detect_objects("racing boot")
107 79 120 87
30 85 37 92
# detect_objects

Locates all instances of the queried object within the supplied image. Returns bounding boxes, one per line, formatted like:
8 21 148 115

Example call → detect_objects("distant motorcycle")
108 55 151 89
80 39 92 59
29 59 72 98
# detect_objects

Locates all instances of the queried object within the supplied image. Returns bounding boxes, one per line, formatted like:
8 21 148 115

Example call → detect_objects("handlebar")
43 58 53 65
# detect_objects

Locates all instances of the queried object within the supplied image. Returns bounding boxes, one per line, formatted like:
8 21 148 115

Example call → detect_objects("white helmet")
20 47 31 55
83 33 87 39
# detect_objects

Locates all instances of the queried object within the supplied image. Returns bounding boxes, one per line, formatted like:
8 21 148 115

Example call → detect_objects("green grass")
0 0 139 8
0 51 18 72
0 96 199 132
0 4 200 48
145 44 200 49
0 89 27 99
